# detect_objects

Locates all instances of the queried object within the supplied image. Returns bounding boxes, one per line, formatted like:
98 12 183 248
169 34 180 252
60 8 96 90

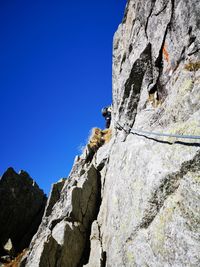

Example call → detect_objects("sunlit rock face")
21 0 200 266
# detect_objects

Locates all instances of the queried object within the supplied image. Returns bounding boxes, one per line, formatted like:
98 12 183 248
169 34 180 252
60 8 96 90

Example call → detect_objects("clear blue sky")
0 0 126 195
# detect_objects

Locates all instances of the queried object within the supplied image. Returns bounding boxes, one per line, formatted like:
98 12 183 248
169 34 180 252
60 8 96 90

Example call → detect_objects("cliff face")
0 168 46 260
22 0 200 266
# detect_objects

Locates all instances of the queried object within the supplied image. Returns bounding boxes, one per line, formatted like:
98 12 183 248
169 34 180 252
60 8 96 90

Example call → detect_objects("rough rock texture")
0 168 47 256
22 0 200 266
20 148 102 267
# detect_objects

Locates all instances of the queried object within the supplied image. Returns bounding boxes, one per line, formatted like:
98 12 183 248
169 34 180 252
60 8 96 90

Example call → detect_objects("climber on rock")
101 106 112 128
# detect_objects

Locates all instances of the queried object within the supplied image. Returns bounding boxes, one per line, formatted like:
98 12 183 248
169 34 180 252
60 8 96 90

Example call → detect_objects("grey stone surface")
87 0 200 266
83 220 105 267
0 168 47 257
44 178 66 217
21 163 101 267
20 0 200 266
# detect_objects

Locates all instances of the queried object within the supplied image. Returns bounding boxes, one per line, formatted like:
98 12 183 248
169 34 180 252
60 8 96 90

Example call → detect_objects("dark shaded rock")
0 167 47 255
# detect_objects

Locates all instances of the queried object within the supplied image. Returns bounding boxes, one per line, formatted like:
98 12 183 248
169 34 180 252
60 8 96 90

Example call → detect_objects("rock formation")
0 168 47 261
21 0 200 266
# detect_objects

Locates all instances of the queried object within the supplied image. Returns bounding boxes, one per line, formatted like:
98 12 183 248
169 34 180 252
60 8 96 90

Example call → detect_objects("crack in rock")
141 150 200 229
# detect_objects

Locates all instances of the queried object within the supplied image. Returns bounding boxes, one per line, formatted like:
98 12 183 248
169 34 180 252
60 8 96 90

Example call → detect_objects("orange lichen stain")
162 44 169 63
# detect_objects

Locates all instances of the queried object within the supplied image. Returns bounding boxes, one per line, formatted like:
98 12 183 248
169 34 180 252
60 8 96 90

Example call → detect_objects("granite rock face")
21 149 102 267
22 0 200 266
0 168 47 257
